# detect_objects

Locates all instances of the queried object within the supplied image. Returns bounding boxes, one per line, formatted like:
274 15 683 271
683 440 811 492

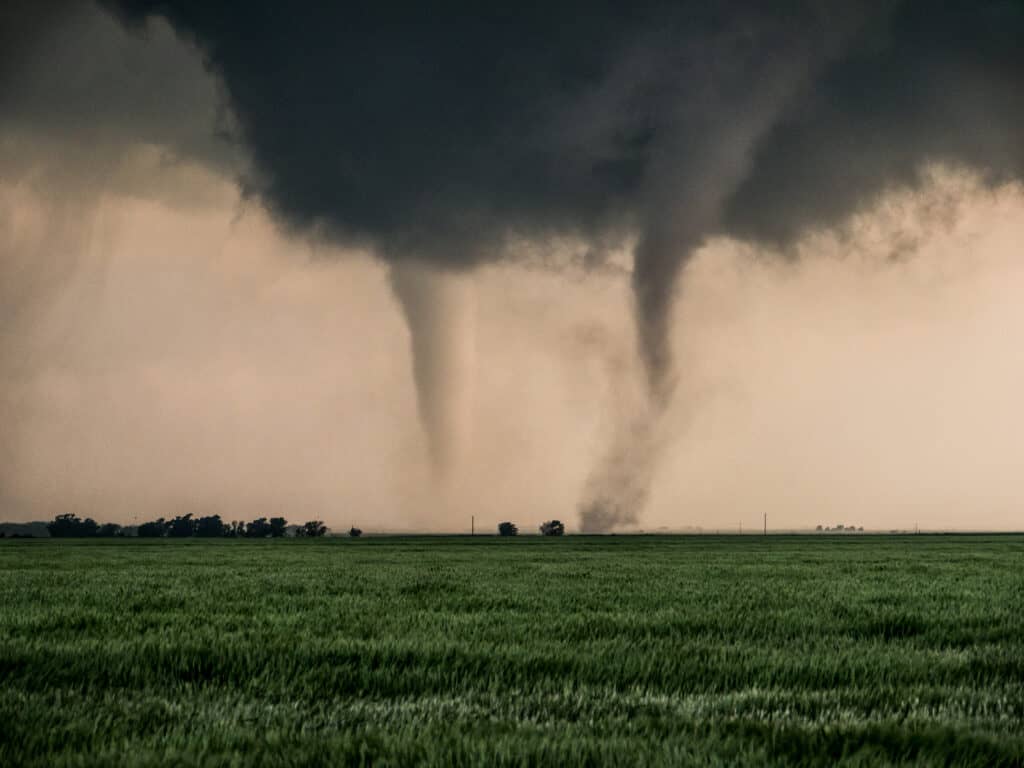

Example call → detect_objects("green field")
1 535 1023 766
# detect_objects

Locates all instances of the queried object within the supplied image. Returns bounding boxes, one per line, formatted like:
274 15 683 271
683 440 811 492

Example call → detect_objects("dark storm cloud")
0 2 86 92
0 0 238 188
98 1 853 389
723 0 1024 245
104 1 691 263
9 1 1023 380
97 1 1024 389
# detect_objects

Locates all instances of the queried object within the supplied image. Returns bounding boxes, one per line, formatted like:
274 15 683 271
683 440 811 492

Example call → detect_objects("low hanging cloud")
96 1 1024 389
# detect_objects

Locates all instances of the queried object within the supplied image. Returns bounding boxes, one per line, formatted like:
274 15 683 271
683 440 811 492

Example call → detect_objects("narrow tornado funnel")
389 261 476 489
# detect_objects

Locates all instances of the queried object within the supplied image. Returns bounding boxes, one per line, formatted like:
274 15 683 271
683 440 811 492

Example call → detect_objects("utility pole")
471 516 475 536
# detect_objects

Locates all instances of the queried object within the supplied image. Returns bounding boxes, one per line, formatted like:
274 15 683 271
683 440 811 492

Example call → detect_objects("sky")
1 1 1023 532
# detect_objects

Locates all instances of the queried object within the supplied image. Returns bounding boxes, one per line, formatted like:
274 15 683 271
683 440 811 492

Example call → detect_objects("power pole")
471 516 475 536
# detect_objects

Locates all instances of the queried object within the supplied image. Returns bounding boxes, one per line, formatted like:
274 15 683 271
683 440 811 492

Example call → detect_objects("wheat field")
1 535 1022 766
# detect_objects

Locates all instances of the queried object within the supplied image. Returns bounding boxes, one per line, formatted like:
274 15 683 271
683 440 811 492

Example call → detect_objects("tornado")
389 261 476 487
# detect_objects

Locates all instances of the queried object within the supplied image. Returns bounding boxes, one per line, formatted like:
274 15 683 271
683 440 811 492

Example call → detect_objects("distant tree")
47 514 100 538
195 514 230 537
815 524 823 531
0 522 48 538
230 520 245 537
857 526 864 532
137 518 167 538
297 520 327 537
269 517 288 538
539 520 565 536
349 526 363 538
498 521 518 536
835 524 845 531
96 522 121 537
245 518 271 538
167 514 197 538
47 514 72 537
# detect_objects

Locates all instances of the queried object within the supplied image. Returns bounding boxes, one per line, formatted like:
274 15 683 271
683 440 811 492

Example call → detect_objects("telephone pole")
471 516 475 536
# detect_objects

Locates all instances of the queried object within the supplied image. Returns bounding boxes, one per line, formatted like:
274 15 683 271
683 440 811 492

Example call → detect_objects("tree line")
498 520 564 536
41 514 565 538
46 513 328 538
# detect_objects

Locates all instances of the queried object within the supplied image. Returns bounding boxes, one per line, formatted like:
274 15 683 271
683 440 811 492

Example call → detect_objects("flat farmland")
1 535 1022 766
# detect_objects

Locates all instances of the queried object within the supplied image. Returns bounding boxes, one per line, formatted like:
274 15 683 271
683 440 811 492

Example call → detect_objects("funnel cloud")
389 262 476 486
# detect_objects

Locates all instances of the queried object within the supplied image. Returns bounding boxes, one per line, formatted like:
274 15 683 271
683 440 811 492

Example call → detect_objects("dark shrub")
96 523 121 537
349 527 363 538
498 521 518 536
47 514 100 538
269 517 288 538
539 520 565 536
195 515 230 537
298 520 327 537
167 514 197 538
137 518 167 538
245 518 271 538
